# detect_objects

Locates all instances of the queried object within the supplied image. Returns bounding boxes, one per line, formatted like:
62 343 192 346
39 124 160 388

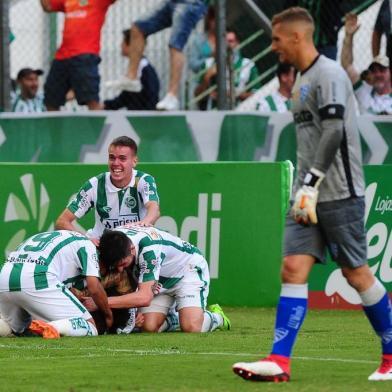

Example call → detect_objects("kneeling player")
83 227 231 333
0 230 113 338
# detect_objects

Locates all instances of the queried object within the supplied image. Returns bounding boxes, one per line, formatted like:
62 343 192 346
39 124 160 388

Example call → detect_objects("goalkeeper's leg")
234 254 314 382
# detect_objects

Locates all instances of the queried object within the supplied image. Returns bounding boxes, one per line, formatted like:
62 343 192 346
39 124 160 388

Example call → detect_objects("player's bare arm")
134 201 160 226
55 209 80 231
86 276 113 328
108 281 155 309
341 13 360 85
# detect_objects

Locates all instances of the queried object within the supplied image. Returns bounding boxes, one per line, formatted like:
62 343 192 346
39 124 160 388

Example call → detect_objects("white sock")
0 319 13 337
158 310 180 332
281 283 308 298
49 318 98 337
201 311 223 332
359 279 386 306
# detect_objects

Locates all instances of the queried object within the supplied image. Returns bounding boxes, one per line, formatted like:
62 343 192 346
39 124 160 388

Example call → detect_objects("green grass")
0 307 390 391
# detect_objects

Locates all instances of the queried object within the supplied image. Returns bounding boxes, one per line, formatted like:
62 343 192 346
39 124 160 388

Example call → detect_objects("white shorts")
140 256 210 315
0 283 91 334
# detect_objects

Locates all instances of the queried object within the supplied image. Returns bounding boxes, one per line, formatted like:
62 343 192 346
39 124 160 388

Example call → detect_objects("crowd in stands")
8 0 392 115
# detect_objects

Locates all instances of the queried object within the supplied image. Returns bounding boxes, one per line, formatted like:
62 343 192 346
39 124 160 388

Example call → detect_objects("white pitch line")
0 344 378 364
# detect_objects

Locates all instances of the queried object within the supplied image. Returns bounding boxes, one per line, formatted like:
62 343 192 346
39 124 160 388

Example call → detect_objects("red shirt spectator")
40 0 116 110
50 0 114 60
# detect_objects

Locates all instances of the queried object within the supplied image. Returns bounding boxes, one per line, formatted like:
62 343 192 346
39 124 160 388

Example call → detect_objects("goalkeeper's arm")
293 119 344 225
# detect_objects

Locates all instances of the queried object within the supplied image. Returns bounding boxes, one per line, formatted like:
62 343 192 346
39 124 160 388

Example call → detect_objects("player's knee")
142 319 160 333
281 258 301 282
341 265 374 292
180 319 202 333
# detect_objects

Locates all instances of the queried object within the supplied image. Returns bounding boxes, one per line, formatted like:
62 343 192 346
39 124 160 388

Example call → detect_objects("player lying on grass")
70 263 179 334
0 230 113 339
82 226 231 333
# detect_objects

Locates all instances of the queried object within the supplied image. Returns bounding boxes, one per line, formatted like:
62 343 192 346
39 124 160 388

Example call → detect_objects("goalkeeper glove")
292 168 325 225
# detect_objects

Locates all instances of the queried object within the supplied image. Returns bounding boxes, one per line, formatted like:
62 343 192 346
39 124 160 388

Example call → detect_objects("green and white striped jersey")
0 231 100 292
11 93 46 113
67 170 159 239
114 226 204 289
255 91 290 113
354 80 392 115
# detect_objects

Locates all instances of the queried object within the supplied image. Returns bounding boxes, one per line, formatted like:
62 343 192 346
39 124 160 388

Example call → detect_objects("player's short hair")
99 230 132 271
272 7 314 28
277 62 295 78
109 136 138 154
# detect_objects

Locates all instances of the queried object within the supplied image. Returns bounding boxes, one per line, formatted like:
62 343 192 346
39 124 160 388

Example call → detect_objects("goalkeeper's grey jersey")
291 55 365 202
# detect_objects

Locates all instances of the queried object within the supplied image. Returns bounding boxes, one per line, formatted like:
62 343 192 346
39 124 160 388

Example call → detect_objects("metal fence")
1 0 388 112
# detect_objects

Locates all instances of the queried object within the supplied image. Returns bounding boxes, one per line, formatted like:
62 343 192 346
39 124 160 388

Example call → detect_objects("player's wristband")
303 168 325 189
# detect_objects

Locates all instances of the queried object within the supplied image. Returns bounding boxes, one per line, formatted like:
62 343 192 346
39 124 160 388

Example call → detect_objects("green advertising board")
308 165 392 309
0 162 291 307
0 112 391 164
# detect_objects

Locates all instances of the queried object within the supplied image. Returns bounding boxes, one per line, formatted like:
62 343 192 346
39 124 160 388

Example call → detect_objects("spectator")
116 0 209 111
104 29 160 110
372 0 392 70
40 0 116 111
195 29 260 109
255 63 296 113
11 68 45 113
284 0 343 60
189 5 216 73
341 13 392 115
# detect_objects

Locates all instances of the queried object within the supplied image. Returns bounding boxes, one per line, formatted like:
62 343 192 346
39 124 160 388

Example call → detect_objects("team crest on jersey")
300 84 311 103
124 196 137 209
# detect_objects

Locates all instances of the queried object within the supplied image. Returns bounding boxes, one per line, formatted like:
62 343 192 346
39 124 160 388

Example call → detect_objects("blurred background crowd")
0 0 391 114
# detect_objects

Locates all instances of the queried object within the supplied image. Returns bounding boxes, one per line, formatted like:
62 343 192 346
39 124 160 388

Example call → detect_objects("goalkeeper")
233 6 392 383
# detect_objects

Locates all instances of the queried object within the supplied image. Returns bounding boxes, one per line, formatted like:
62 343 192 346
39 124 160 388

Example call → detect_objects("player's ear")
292 31 300 44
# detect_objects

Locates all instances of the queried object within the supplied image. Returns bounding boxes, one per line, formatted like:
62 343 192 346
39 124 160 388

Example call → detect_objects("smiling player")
55 136 160 246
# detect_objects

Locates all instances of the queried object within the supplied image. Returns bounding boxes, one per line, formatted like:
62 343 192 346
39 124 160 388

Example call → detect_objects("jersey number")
23 232 61 252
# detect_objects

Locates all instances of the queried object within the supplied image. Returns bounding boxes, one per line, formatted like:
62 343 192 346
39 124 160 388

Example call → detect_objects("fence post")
0 0 11 112
215 0 227 110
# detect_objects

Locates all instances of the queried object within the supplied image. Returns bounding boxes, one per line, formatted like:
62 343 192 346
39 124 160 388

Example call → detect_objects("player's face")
108 145 137 188
271 23 298 65
370 65 391 93
19 74 39 99
116 245 135 272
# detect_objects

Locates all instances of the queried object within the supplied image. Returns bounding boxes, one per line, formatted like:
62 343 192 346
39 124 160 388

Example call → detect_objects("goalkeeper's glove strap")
303 168 325 189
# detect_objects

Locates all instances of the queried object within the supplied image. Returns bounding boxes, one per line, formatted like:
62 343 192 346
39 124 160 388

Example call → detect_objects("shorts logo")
124 196 137 209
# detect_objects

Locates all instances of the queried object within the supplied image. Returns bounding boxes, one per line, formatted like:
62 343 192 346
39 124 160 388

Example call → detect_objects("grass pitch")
0 307 390 392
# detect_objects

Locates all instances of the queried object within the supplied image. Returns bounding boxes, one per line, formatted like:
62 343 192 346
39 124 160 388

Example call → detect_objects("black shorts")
44 54 101 108
284 197 367 268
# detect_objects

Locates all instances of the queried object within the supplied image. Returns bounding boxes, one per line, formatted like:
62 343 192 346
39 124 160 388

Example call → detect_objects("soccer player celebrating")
83 226 231 333
0 230 112 338
55 136 160 246
233 7 392 382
